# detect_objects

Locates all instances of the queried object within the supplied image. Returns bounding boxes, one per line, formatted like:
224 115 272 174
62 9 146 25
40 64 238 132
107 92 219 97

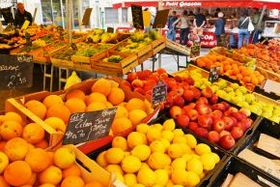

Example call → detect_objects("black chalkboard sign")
0 54 33 89
0 7 14 24
131 5 144 30
62 107 117 145
107 27 114 33
152 81 167 106
153 9 170 29
209 66 221 83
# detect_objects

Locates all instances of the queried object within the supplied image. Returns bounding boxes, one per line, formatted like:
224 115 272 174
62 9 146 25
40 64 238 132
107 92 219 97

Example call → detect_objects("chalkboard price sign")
152 81 167 106
62 107 117 145
209 66 221 83
0 54 33 90
131 5 144 30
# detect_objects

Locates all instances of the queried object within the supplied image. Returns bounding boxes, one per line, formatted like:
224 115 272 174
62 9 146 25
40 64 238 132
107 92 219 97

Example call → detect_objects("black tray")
207 156 280 187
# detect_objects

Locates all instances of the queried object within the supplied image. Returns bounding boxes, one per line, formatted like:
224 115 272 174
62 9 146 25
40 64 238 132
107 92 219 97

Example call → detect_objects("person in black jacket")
237 10 250 48
215 12 225 46
14 3 32 28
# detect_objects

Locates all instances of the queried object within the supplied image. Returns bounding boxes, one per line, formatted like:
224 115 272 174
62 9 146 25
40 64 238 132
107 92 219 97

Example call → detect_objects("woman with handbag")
237 10 254 48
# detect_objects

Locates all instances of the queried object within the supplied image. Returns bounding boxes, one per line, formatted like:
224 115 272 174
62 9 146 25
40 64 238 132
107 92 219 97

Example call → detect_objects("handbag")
248 17 255 32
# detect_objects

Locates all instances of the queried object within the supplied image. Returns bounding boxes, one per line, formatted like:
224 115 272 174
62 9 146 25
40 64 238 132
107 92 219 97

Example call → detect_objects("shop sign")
62 107 117 145
200 32 217 48
161 1 202 8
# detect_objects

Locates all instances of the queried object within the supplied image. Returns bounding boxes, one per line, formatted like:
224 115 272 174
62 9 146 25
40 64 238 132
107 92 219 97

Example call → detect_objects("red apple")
240 118 253 130
231 126 244 140
208 131 220 143
211 110 223 121
211 103 226 112
186 109 199 121
121 80 132 90
220 130 231 137
213 119 226 132
149 74 160 83
219 134 235 150
132 79 144 88
172 87 184 96
194 127 208 138
176 114 190 128
174 75 182 82
169 106 183 119
134 87 145 95
174 96 185 107
231 112 247 121
196 97 209 105
209 95 219 104
223 116 235 131
198 115 213 129
195 103 212 115
156 68 167 75
183 103 196 112
189 122 198 131
239 108 251 117
191 87 201 99
185 77 195 85
220 101 230 110
226 107 239 115
201 86 213 98
127 72 137 82
183 89 194 102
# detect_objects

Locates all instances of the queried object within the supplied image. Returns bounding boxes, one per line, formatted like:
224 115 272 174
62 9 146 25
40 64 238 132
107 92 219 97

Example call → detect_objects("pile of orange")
23 78 154 136
0 112 105 187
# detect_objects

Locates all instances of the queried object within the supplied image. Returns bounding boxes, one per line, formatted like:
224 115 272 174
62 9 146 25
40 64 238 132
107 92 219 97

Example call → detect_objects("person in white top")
173 11 190 45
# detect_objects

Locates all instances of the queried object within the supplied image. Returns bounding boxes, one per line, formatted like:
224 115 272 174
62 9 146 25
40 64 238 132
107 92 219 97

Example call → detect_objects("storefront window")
105 7 118 24
122 8 128 23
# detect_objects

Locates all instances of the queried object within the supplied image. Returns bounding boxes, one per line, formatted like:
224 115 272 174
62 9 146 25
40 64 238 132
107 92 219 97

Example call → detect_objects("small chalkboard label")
190 42 201 58
131 5 144 30
209 66 221 83
62 107 117 145
0 54 33 90
17 54 33 63
152 81 167 106
107 27 114 33
71 43 78 51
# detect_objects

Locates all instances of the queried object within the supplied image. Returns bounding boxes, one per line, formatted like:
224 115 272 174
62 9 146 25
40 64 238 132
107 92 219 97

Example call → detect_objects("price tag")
17 54 33 63
257 133 280 158
152 81 167 106
62 108 117 145
209 66 221 83
21 20 30 30
263 79 280 96
0 54 33 90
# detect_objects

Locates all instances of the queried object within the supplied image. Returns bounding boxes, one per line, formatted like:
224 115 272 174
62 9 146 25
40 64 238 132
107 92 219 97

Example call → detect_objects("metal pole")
50 0 55 24
60 0 65 29
78 0 82 31
257 5 267 30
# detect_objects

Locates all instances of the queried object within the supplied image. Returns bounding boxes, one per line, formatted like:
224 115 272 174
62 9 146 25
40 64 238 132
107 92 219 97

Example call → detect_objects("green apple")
239 86 248 94
230 83 240 90
245 94 256 104
224 87 234 93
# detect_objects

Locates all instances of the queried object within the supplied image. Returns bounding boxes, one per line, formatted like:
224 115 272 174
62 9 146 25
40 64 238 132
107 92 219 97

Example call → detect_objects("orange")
25 100 47 120
4 137 29 161
43 95 64 108
4 161 32 186
0 115 5 125
35 139 49 149
3 112 23 125
39 166 62 185
91 78 112 96
65 89 86 101
0 121 23 140
0 176 9 187
44 117 66 133
126 98 146 112
115 106 128 119
86 92 107 105
61 176 85 187
65 98 86 113
0 151 9 174
26 173 37 186
39 184 56 187
54 147 76 169
85 182 105 187
46 104 71 123
111 117 132 135
20 185 32 187
108 87 125 105
86 102 107 112
0 141 6 151
62 164 81 178
47 151 54 166
22 123 45 144
25 148 51 172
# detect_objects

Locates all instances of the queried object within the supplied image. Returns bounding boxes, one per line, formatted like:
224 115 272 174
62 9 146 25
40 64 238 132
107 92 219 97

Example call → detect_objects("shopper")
193 9 206 36
237 10 250 48
214 8 221 17
215 12 226 46
251 8 261 43
173 11 190 45
167 11 178 41
14 3 32 28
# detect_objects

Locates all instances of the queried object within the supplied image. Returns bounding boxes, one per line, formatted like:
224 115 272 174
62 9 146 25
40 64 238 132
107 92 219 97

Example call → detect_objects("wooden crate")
153 43 166 55
256 66 280 83
49 46 74 67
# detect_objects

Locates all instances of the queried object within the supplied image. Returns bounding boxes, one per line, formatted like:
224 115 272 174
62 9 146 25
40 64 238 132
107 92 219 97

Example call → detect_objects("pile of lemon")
96 119 220 187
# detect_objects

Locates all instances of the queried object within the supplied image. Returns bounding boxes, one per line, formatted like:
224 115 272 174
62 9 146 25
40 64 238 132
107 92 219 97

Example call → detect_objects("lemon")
106 164 124 175
150 140 166 153
162 119 175 131
127 132 147 149
171 157 187 170
131 184 145 187
173 136 187 144
167 180 174 187
137 167 156 186
136 123 150 134
209 152 220 164
148 152 171 170
159 138 170 149
199 172 206 179
179 143 192 154
164 165 172 177
195 143 211 155
128 109 147 125
140 162 150 170
154 169 169 186
173 129 184 137
167 144 184 159
187 158 203 175
105 148 124 164
96 151 108 167
200 153 216 171
182 153 193 162
131 144 151 161
121 155 142 173
161 130 174 142
185 171 200 186
146 127 161 142
173 185 184 187
124 173 137 186
171 168 188 185
185 134 197 148
112 136 128 151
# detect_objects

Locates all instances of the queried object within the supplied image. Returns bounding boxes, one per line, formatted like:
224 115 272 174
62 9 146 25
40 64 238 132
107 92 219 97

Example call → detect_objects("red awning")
113 0 280 9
